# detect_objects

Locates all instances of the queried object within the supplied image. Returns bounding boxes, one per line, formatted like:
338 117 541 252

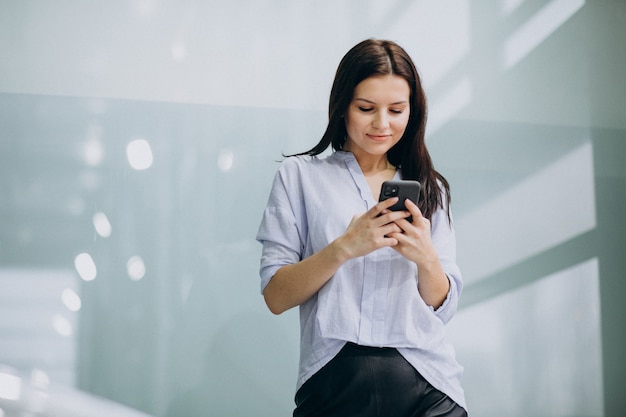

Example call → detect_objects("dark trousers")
294 343 467 417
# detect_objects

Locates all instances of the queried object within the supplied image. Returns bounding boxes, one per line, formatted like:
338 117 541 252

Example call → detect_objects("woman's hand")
389 199 450 308
333 197 410 261
387 199 438 265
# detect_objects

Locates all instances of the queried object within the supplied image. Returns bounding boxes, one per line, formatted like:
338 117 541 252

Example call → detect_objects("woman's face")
343 74 411 159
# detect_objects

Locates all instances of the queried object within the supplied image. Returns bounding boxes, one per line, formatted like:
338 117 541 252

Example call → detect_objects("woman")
256 39 467 417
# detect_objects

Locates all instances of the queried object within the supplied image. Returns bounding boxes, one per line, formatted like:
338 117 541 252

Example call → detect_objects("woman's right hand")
332 197 411 261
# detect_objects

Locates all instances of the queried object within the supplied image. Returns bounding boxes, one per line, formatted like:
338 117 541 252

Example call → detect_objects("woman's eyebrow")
354 97 408 105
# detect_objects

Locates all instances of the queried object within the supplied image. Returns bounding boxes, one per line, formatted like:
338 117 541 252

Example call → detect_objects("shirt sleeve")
255 160 307 294
428 197 463 324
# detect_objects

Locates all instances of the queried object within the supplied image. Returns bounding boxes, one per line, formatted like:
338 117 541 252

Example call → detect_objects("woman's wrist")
328 236 352 265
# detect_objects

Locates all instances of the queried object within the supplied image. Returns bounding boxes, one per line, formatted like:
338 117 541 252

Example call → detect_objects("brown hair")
288 39 451 221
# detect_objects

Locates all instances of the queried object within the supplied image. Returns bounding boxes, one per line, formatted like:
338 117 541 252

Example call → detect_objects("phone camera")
383 185 398 197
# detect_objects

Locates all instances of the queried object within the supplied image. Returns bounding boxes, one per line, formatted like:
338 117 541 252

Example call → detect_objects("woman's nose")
372 112 389 129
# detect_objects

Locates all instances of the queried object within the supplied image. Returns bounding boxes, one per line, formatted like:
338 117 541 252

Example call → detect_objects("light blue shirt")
256 151 466 409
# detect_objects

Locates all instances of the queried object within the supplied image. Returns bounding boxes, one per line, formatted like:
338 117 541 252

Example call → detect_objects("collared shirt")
256 151 466 409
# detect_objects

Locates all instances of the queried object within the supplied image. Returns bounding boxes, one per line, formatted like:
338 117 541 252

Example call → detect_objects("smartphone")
378 180 421 214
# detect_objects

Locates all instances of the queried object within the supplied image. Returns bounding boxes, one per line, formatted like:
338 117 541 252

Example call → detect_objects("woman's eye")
358 107 373 112
390 109 404 114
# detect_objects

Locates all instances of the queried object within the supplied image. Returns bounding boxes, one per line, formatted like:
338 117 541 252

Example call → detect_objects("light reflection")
83 126 104 166
428 77 472 134
414 0 471 90
504 0 585 68
126 138 154 170
0 372 21 400
448 259 604 415
62 288 82 312
93 212 112 238
52 315 73 337
217 149 234 172
74 253 97 281
457 141 596 284
127 256 146 281
30 369 50 389
502 0 525 16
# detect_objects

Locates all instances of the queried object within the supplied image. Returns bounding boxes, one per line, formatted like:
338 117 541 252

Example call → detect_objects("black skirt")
294 343 467 417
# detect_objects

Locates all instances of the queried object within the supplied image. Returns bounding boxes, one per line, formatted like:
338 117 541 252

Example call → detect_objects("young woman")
257 39 467 417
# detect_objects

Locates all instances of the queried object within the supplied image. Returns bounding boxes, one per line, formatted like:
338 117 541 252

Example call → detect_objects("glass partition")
1 1 624 416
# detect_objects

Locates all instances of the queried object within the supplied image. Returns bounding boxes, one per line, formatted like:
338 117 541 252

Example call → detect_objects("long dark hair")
288 38 451 221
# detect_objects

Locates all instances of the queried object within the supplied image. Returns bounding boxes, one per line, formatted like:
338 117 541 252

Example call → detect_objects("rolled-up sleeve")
256 163 306 293
428 200 463 324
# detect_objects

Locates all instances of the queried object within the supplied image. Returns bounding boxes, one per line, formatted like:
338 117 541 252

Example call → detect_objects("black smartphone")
378 180 421 215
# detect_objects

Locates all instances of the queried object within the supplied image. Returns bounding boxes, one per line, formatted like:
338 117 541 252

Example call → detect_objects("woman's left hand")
387 199 438 266
388 199 450 308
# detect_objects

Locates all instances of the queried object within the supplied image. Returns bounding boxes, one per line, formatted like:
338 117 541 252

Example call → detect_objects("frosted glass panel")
448 258 603 417
1 1 625 416
0 93 310 416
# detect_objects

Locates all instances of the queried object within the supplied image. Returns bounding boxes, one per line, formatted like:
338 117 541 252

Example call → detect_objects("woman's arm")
389 199 451 309
263 239 348 315
414 253 450 309
263 197 408 314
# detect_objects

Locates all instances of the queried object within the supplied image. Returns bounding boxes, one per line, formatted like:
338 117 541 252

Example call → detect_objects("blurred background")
0 1 624 416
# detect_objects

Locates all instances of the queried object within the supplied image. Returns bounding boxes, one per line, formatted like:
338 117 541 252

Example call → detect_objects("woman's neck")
354 154 396 201
356 154 394 177
344 147 393 176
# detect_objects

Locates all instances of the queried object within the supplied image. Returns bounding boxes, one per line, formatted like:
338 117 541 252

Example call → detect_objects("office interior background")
1 1 625 416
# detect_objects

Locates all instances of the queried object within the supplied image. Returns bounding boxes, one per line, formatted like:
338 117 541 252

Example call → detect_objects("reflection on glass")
504 0 585 68
93 212 112 238
217 149 234 172
83 127 104 167
457 141 595 284
52 315 73 337
1 1 622 414
127 256 146 281
429 77 472 134
74 253 97 281
30 369 50 389
0 371 21 401
502 0 525 15
62 288 82 312
126 139 154 170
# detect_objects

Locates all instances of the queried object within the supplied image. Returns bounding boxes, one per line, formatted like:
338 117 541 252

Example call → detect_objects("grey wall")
1 1 624 416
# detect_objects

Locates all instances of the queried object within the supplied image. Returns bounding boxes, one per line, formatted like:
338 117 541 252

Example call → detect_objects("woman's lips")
367 134 391 141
